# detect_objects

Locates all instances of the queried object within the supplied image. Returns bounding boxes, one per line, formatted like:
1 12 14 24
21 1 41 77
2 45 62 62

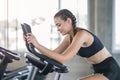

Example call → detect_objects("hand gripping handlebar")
21 23 69 73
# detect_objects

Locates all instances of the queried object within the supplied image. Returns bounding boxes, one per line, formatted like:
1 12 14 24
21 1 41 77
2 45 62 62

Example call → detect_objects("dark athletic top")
77 29 104 58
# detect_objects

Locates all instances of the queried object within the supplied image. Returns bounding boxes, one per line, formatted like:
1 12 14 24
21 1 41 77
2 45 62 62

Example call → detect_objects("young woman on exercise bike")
24 9 120 80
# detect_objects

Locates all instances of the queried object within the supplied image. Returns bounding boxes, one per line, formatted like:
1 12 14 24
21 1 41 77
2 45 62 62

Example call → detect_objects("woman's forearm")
35 43 66 64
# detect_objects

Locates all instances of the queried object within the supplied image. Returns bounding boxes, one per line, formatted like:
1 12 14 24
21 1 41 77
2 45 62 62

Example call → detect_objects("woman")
24 9 120 80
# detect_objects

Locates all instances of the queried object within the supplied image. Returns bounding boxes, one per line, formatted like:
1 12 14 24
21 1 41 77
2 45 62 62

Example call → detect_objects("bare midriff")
85 47 112 64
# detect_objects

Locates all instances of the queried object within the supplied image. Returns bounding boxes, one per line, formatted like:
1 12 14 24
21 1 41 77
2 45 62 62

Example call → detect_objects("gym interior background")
0 0 120 80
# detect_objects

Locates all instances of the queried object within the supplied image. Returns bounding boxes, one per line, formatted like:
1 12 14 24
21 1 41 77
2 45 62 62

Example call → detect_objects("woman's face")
54 17 73 35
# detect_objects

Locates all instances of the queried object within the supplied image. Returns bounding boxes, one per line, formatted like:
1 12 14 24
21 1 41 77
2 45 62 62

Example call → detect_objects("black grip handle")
0 47 20 60
0 46 18 55
24 53 46 69
21 23 35 53
0 52 4 59
21 23 32 35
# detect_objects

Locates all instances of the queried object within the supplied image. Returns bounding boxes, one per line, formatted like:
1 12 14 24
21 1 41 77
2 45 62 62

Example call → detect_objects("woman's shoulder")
76 27 89 31
74 27 94 42
75 27 90 35
76 27 94 36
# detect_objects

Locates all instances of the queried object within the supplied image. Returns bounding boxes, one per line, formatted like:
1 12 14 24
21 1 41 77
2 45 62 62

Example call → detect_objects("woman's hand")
23 34 27 41
26 33 39 47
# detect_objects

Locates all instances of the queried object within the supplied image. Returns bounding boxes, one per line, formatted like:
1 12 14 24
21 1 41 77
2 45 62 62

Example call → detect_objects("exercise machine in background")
0 46 22 80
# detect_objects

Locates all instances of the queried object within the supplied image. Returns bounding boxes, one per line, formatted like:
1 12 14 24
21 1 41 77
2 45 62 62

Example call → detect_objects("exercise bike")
21 23 70 80
0 46 41 80
0 46 22 80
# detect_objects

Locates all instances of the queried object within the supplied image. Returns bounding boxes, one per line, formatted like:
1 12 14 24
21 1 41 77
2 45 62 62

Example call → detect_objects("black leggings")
93 57 120 80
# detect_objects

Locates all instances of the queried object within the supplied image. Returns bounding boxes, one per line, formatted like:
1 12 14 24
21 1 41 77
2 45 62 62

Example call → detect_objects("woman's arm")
26 30 89 64
53 35 70 54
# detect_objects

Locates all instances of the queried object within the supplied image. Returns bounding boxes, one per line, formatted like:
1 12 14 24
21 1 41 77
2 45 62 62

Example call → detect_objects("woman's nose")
57 28 60 31
57 27 61 31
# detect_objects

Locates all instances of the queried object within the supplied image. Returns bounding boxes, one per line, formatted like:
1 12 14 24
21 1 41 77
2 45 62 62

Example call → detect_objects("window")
0 0 58 51
61 0 88 29
0 0 8 48
113 0 120 53
0 0 88 52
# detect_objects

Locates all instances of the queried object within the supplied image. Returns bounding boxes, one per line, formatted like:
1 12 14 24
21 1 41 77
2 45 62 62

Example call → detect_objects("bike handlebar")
21 23 69 73
0 47 20 60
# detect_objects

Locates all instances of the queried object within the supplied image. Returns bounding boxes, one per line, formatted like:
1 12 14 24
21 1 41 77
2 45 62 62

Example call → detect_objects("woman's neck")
69 27 78 42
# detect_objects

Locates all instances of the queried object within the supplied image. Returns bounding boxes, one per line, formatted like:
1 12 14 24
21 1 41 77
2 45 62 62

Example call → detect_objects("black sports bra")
77 29 104 58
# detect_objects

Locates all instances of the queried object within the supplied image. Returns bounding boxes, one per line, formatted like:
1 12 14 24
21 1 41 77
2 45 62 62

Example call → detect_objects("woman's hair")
54 9 76 28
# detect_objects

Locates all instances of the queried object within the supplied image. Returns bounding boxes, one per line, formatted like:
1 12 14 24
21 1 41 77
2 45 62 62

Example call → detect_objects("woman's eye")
56 23 61 27
58 24 61 27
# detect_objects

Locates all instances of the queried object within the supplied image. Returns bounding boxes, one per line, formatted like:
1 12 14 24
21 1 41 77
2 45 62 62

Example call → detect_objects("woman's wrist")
34 42 40 49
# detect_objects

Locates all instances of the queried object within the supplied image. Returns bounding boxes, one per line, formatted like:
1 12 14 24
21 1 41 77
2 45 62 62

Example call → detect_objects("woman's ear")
67 18 72 24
